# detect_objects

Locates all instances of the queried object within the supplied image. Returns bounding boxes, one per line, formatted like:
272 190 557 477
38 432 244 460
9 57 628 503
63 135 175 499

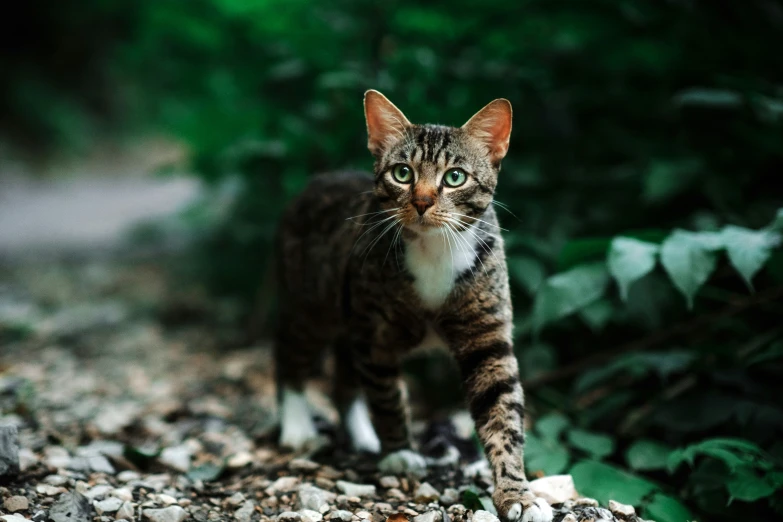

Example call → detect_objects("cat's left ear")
462 99 512 165
364 90 411 158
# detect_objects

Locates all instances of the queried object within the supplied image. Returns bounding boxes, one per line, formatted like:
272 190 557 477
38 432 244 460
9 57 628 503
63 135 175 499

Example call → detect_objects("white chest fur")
404 225 479 309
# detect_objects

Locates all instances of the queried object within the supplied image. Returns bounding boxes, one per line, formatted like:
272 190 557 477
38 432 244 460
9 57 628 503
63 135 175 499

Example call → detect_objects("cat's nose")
412 196 434 216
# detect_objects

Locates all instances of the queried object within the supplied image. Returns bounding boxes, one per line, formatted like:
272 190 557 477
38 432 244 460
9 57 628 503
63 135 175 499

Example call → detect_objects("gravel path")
0 257 649 522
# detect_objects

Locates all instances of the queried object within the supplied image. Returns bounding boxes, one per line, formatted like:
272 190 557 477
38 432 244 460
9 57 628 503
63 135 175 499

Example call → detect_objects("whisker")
350 214 399 255
382 221 404 269
454 219 501 269
362 217 401 270
492 200 522 222
346 207 400 222
449 211 508 232
445 221 483 278
440 225 456 281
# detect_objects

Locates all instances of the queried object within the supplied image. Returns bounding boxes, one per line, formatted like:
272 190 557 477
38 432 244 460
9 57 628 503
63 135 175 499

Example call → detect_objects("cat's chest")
404 226 479 309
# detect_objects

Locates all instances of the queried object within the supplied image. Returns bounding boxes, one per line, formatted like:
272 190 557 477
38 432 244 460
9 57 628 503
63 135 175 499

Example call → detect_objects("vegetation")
4 1 783 521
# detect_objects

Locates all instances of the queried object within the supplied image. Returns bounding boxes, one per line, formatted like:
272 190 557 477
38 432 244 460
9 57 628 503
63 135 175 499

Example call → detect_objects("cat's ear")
462 99 512 164
364 90 411 157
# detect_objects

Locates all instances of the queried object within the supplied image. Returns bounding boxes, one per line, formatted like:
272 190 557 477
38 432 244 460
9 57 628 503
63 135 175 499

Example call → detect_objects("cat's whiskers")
361 214 402 269
350 213 400 257
445 216 500 269
439 224 457 281
449 211 508 232
382 221 404 269
346 207 400 224
492 200 522 222
444 220 483 278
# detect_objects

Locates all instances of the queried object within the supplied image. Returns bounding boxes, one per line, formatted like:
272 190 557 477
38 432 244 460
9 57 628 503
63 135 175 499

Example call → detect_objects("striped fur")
273 92 551 521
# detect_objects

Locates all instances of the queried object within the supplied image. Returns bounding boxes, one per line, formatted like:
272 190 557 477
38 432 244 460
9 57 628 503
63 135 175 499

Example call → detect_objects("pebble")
267 476 300 494
44 474 69 486
440 488 459 507
116 501 135 520
330 510 352 522
278 512 302 521
471 511 499 522
85 484 113 500
235 500 255 522
414 483 440 503
375 503 393 513
355 511 371 520
94 497 124 515
575 497 599 507
17 447 38 471
299 485 336 512
159 445 192 473
609 500 635 518
290 458 320 471
1 516 28 522
336 481 376 497
36 484 65 496
562 515 577 522
45 446 72 469
227 492 246 506
50 491 92 522
118 470 142 482
386 488 406 500
300 509 323 522
3 496 28 513
413 511 442 522
0 425 20 478
529 475 578 505
227 451 254 468
143 506 189 522
159 494 178 506
379 476 400 489
111 488 134 502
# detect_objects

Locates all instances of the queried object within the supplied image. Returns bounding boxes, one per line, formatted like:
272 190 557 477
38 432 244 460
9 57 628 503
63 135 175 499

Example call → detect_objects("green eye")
443 168 467 187
392 164 413 183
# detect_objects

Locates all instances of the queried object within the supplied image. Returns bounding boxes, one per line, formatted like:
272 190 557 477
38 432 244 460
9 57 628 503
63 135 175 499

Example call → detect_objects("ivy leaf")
535 413 570 441
626 440 672 471
567 429 615 459
727 467 776 502
643 493 694 522
607 237 659 301
720 225 781 289
533 262 610 332
570 460 657 505
660 230 720 308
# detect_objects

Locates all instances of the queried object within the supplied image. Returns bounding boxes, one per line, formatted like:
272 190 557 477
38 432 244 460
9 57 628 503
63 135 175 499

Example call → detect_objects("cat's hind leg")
333 340 381 453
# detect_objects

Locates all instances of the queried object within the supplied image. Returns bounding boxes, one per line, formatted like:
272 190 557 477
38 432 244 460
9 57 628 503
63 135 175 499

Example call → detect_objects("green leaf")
187 462 224 482
720 225 781 289
519 343 557 380
626 440 672 471
642 159 701 203
525 432 571 475
535 413 570 441
567 429 615 459
557 238 611 271
643 493 695 522
570 460 657 505
509 255 547 295
668 438 774 473
607 237 659 301
727 467 776 502
479 496 498 515
578 299 614 332
660 230 720 308
461 487 484 511
768 208 783 232
533 262 610 331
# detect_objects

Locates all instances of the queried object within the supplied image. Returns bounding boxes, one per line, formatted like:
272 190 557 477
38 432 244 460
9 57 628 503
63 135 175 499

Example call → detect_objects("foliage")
4 1 783 521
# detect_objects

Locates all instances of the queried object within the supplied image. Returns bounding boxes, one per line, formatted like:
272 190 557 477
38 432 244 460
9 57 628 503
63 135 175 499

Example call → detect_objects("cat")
273 90 553 522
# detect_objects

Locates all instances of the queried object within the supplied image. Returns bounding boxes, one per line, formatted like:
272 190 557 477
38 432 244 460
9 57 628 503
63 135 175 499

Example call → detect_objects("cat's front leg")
442 321 553 522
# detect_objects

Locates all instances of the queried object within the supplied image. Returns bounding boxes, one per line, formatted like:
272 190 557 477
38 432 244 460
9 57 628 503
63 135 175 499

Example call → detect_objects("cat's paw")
495 490 553 522
378 449 427 477
279 388 319 451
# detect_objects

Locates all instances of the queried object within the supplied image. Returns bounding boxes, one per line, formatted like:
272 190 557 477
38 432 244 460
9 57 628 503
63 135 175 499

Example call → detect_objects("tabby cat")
274 91 553 522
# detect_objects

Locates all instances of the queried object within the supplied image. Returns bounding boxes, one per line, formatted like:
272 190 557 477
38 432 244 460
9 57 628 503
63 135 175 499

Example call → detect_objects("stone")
413 511 441 522
235 500 255 522
118 470 142 482
440 488 459 507
278 512 302 521
95 497 124 515
528 475 578 505
386 488 406 500
111 488 134 502
375 503 393 513
379 476 400 489
0 425 20 478
290 458 320 471
85 485 114 500
50 492 93 522
355 511 371 520
562 515 577 522
471 511 499 522
159 494 178 506
300 509 323 522
385 515 409 522
336 481 376 497
575 498 599 507
160 445 192 473
608 500 635 518
3 496 28 513
1 516 28 522
18 447 37 471
227 492 246 506
143 506 189 522
267 477 300 494
116 501 135 520
414 483 440 504
228 452 254 468
331 511 353 522
299 485 336 512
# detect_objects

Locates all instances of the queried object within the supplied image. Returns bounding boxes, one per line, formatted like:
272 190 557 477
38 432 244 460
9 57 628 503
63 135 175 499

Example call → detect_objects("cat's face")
364 91 512 235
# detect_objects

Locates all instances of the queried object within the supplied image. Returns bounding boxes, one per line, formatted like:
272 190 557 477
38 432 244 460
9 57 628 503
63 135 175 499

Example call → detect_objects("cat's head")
364 90 511 234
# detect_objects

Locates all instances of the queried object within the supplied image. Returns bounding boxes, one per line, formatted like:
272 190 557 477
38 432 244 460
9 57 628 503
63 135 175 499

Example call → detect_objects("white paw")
279 388 319 451
517 498 553 522
345 398 381 453
378 449 427 477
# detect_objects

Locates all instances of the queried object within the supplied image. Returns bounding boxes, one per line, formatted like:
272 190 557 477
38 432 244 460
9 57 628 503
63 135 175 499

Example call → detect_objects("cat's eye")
443 168 467 187
392 164 413 184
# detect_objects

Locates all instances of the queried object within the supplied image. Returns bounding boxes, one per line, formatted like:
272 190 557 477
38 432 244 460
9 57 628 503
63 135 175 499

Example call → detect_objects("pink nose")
412 197 434 216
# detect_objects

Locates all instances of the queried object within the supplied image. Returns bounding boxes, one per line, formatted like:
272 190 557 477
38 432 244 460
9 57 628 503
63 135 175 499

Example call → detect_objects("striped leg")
445 328 552 522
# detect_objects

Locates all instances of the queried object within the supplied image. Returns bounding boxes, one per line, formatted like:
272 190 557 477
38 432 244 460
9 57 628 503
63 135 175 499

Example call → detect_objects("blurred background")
1 1 783 521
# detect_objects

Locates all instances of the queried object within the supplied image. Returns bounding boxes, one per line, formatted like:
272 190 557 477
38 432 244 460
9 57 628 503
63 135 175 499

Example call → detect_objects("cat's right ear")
364 90 411 157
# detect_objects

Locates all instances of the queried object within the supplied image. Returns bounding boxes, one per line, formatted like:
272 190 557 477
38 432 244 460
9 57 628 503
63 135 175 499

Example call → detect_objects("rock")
331 511 353 522
414 483 440 503
111 488 133 502
529 475 578 505
575 498 599 507
562 515 577 522
95 497 124 515
116 501 135 520
45 474 69 486
299 485 336 512
267 477 300 494
160 445 192 473
118 470 141 482
278 512 302 521
50 492 93 522
0 425 20 478
379 476 400 489
235 500 255 522
386 488 406 500
3 496 28 512
227 492 246 506
227 452 254 468
471 511 499 522
413 511 442 522
37 484 65 496
300 509 323 522
18 447 37 471
159 494 178 506
85 485 114 500
1 515 29 522
143 506 189 522
290 458 320 471
336 481 376 497
609 500 635 518
440 488 459 507
355 511 371 520
385 515 409 522
45 446 72 469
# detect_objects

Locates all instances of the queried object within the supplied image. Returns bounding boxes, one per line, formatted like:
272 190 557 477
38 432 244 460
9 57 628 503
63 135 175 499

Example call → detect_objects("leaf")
479 496 498 515
643 493 694 522
519 343 557 380
667 438 774 473
570 460 657 505
49 492 93 522
727 467 776 502
535 413 570 441
642 160 701 203
607 237 659 301
660 230 720 308
626 440 672 471
567 429 615 459
525 432 571 475
720 225 781 289
509 256 547 295
461 487 484 511
769 208 783 232
187 462 225 482
533 262 610 331
557 238 611 271
578 299 614 331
